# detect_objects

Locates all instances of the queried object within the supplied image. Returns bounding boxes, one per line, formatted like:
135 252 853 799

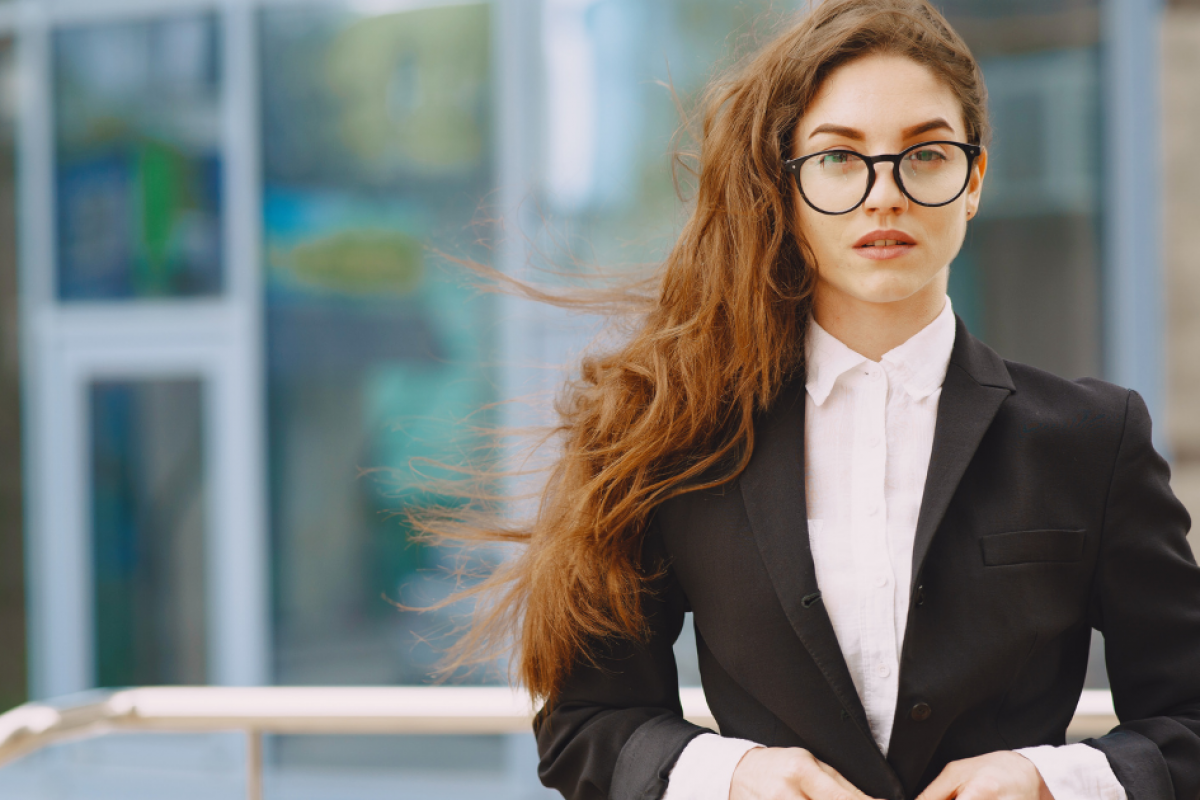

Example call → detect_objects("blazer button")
910 702 932 722
915 585 926 607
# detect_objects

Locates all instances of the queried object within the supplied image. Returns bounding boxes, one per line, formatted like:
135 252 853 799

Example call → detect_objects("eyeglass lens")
797 143 971 214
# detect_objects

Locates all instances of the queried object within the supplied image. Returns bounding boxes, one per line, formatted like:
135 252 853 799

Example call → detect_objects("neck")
813 282 947 362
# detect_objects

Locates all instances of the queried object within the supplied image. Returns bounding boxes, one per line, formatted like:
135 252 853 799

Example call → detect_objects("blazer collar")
737 315 1012 788
908 316 1014 592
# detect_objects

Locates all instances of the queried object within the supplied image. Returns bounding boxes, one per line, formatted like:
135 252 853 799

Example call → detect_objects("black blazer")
534 316 1200 800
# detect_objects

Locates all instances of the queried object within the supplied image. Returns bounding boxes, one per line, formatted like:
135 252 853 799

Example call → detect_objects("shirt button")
869 435 881 448
876 663 890 678
873 575 888 588
911 702 932 722
866 503 880 516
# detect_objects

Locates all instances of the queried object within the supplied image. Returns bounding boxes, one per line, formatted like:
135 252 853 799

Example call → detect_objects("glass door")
20 5 267 697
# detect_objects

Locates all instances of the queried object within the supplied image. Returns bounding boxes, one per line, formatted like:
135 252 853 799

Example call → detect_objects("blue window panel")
54 14 223 300
91 379 207 687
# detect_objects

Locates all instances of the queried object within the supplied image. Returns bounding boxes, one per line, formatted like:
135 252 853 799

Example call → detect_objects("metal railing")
0 687 1118 799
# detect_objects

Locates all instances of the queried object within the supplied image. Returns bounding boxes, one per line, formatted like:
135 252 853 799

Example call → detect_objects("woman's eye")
908 148 946 163
818 152 852 166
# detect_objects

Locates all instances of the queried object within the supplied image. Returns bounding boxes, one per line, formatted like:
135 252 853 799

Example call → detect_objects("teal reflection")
261 3 496 689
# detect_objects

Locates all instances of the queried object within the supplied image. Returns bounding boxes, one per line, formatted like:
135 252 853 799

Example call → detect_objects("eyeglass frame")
782 140 983 216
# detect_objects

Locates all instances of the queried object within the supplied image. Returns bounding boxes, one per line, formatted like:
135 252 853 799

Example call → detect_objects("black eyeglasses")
782 140 982 215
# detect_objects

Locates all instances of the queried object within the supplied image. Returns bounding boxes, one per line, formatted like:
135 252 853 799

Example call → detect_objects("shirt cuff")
663 732 762 800
1016 743 1127 800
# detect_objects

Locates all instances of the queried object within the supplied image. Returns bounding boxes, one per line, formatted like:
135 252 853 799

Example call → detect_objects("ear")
965 147 987 218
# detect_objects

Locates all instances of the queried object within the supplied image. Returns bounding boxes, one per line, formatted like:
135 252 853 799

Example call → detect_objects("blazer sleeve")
533 515 710 800
1084 389 1200 800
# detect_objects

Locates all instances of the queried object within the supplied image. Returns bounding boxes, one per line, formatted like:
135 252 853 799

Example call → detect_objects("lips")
853 229 916 249
853 229 916 261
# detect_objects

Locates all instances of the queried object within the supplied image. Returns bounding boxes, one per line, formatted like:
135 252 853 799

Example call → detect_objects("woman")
426 1 1200 798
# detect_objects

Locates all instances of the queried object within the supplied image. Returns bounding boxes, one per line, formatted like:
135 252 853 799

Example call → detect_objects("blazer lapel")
738 373 873 736
908 316 1015 594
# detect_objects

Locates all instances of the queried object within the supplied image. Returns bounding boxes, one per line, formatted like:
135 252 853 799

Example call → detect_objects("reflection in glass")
91 379 207 687
54 15 223 300
261 4 495 690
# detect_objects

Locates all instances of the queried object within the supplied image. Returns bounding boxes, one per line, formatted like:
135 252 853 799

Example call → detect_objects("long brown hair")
415 0 991 702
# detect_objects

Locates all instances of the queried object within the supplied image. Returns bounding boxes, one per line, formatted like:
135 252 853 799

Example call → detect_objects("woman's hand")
915 752 1054 800
729 746 884 800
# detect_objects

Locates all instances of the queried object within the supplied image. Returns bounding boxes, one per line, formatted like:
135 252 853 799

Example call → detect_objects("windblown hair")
417 0 990 702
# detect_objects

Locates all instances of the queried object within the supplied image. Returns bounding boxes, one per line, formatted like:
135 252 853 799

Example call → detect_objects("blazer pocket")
979 529 1086 567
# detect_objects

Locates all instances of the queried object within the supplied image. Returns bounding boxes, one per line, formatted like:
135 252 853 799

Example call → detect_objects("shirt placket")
851 362 900 750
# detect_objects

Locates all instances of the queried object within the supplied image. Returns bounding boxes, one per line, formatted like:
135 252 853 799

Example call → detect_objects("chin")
824 260 947 306
844 277 930 306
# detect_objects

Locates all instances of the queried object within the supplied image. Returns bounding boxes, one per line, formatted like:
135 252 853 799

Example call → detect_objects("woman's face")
792 53 987 314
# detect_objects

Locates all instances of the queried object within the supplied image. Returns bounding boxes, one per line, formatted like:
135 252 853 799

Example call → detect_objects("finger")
793 758 877 800
952 789 988 800
815 761 883 800
914 764 963 800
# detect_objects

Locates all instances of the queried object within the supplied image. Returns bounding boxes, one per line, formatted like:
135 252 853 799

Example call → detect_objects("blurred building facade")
1164 0 1200 555
0 0 1183 794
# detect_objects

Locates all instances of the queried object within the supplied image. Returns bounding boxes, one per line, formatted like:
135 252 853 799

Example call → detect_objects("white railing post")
246 729 263 800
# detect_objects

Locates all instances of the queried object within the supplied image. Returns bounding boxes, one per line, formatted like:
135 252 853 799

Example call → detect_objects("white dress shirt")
663 297 1125 800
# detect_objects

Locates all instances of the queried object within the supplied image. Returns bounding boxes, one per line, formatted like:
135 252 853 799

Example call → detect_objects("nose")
863 161 907 215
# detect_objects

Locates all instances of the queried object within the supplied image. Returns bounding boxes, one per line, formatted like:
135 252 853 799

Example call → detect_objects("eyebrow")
807 117 955 141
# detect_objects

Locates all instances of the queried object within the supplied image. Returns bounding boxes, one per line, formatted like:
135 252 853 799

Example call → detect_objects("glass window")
260 3 495 689
54 14 223 301
91 379 207 687
942 0 1103 380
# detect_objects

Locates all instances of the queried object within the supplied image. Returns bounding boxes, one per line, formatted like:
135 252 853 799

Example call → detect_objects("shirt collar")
805 296 956 406
805 318 870 407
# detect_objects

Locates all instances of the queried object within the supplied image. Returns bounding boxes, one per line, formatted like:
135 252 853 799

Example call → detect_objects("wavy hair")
415 0 990 702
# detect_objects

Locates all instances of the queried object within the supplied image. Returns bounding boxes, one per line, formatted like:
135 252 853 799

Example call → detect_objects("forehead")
799 53 967 140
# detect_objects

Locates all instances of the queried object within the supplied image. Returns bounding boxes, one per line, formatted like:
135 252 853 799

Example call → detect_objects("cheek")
795 209 842 261
905 205 966 268
927 212 968 261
